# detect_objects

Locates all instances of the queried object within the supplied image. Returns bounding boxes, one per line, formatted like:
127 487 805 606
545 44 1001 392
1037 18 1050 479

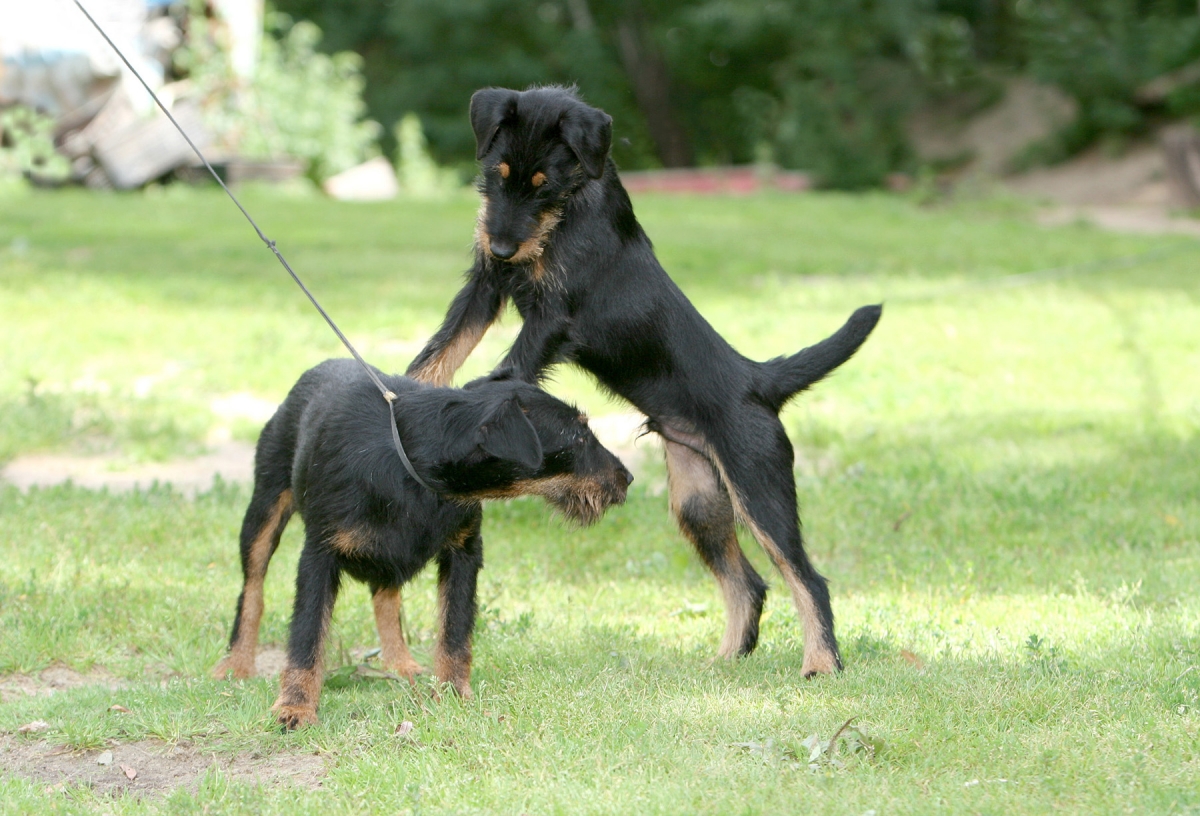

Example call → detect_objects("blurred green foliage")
1020 0 1200 156
270 0 1200 188
0 107 70 184
177 9 380 182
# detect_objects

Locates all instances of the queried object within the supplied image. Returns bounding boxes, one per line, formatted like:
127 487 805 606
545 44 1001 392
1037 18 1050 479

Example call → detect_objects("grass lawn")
1 184 1199 813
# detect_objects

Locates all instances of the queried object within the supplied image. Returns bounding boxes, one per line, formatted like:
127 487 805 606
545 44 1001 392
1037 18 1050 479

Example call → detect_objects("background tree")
274 0 1200 187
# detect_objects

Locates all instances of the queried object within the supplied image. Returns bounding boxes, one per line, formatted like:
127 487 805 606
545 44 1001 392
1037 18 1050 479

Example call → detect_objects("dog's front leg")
433 521 483 700
371 584 425 680
494 298 573 383
273 540 341 729
408 270 505 386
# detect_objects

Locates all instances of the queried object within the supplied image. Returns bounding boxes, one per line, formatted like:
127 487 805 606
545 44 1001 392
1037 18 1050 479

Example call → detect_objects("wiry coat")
408 86 881 676
213 359 631 728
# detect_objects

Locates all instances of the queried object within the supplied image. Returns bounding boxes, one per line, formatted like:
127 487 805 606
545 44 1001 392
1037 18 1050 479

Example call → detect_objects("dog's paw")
800 650 843 678
386 659 428 682
429 678 473 702
211 654 256 680
272 702 319 730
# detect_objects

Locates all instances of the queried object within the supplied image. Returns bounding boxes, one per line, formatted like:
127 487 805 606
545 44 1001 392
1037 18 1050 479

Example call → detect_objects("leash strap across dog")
74 0 437 494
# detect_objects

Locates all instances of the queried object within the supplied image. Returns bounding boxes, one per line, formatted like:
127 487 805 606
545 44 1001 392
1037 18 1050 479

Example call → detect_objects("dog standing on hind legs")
212 359 631 728
407 86 882 676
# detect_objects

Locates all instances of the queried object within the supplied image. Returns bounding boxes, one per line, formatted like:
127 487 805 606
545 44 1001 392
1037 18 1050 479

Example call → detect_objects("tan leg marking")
212 489 294 680
409 202 494 389
271 594 332 729
432 575 472 700
665 441 757 660
408 320 491 387
707 455 840 677
272 664 324 729
372 586 424 680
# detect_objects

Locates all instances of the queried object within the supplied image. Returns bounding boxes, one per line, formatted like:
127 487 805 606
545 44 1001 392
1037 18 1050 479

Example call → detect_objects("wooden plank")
93 100 209 188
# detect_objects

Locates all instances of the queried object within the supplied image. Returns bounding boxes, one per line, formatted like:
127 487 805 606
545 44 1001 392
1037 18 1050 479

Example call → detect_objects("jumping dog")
407 86 881 677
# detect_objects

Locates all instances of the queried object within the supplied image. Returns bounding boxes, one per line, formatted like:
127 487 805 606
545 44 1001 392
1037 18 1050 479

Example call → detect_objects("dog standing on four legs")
408 86 882 677
213 359 631 728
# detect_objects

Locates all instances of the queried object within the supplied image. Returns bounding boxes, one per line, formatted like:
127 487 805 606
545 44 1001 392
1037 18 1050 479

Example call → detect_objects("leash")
74 0 437 493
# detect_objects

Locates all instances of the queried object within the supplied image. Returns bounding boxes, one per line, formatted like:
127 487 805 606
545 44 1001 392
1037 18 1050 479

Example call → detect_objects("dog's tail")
753 304 882 413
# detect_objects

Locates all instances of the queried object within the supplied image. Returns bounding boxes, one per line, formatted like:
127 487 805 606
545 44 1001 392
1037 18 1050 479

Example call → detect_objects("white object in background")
323 156 400 201
209 0 263 80
0 0 161 115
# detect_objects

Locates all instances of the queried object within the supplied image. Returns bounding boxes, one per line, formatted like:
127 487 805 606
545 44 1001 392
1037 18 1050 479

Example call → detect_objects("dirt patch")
0 736 326 796
1 411 664 496
0 441 256 497
910 77 1077 175
251 647 288 678
0 665 127 704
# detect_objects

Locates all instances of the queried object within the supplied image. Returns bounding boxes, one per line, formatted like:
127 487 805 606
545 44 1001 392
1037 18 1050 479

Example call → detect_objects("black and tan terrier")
213 358 631 728
407 86 881 677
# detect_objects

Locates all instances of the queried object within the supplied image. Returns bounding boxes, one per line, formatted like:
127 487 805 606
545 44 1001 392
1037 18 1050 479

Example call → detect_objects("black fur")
408 86 881 676
215 359 631 727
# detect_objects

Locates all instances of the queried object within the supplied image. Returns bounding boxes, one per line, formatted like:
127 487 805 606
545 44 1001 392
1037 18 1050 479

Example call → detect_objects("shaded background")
271 0 1200 187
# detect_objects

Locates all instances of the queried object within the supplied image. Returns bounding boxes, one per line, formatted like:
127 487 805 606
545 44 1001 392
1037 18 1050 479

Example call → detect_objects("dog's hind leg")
371 585 425 680
212 482 294 679
665 439 767 658
433 519 483 700
274 536 341 728
711 422 843 677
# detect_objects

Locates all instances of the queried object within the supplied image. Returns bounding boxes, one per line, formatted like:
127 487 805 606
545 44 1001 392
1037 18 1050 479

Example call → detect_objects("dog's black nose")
490 239 517 260
623 467 634 486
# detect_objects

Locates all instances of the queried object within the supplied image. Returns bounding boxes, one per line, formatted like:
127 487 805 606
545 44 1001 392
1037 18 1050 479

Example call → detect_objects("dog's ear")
470 88 518 160
479 398 543 470
560 103 612 179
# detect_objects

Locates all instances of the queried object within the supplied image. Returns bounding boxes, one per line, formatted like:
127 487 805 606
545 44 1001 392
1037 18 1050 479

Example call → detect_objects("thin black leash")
74 0 437 493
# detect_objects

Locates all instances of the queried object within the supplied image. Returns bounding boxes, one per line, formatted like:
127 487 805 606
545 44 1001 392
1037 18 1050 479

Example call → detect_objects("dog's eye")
497 162 510 179
531 171 546 188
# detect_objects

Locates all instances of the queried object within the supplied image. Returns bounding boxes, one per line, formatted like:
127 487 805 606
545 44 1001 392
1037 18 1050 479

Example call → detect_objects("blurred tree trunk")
1161 124 1200 207
613 15 693 167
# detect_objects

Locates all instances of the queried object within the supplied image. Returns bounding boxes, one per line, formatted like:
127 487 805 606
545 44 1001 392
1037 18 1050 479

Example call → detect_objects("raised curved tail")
754 304 882 413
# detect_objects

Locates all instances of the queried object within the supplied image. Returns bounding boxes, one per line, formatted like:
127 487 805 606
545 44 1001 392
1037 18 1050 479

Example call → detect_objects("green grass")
1 185 1199 813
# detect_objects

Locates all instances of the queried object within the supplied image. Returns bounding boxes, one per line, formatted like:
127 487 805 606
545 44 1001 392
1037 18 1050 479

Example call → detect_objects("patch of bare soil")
251 647 288 678
0 411 664 496
0 736 326 796
0 665 127 704
0 441 256 497
1005 142 1200 236
910 76 1200 234
910 77 1077 176
1005 142 1169 207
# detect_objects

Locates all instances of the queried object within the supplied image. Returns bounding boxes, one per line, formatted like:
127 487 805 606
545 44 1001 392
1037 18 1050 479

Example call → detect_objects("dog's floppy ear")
560 102 612 179
479 398 543 470
470 88 518 160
